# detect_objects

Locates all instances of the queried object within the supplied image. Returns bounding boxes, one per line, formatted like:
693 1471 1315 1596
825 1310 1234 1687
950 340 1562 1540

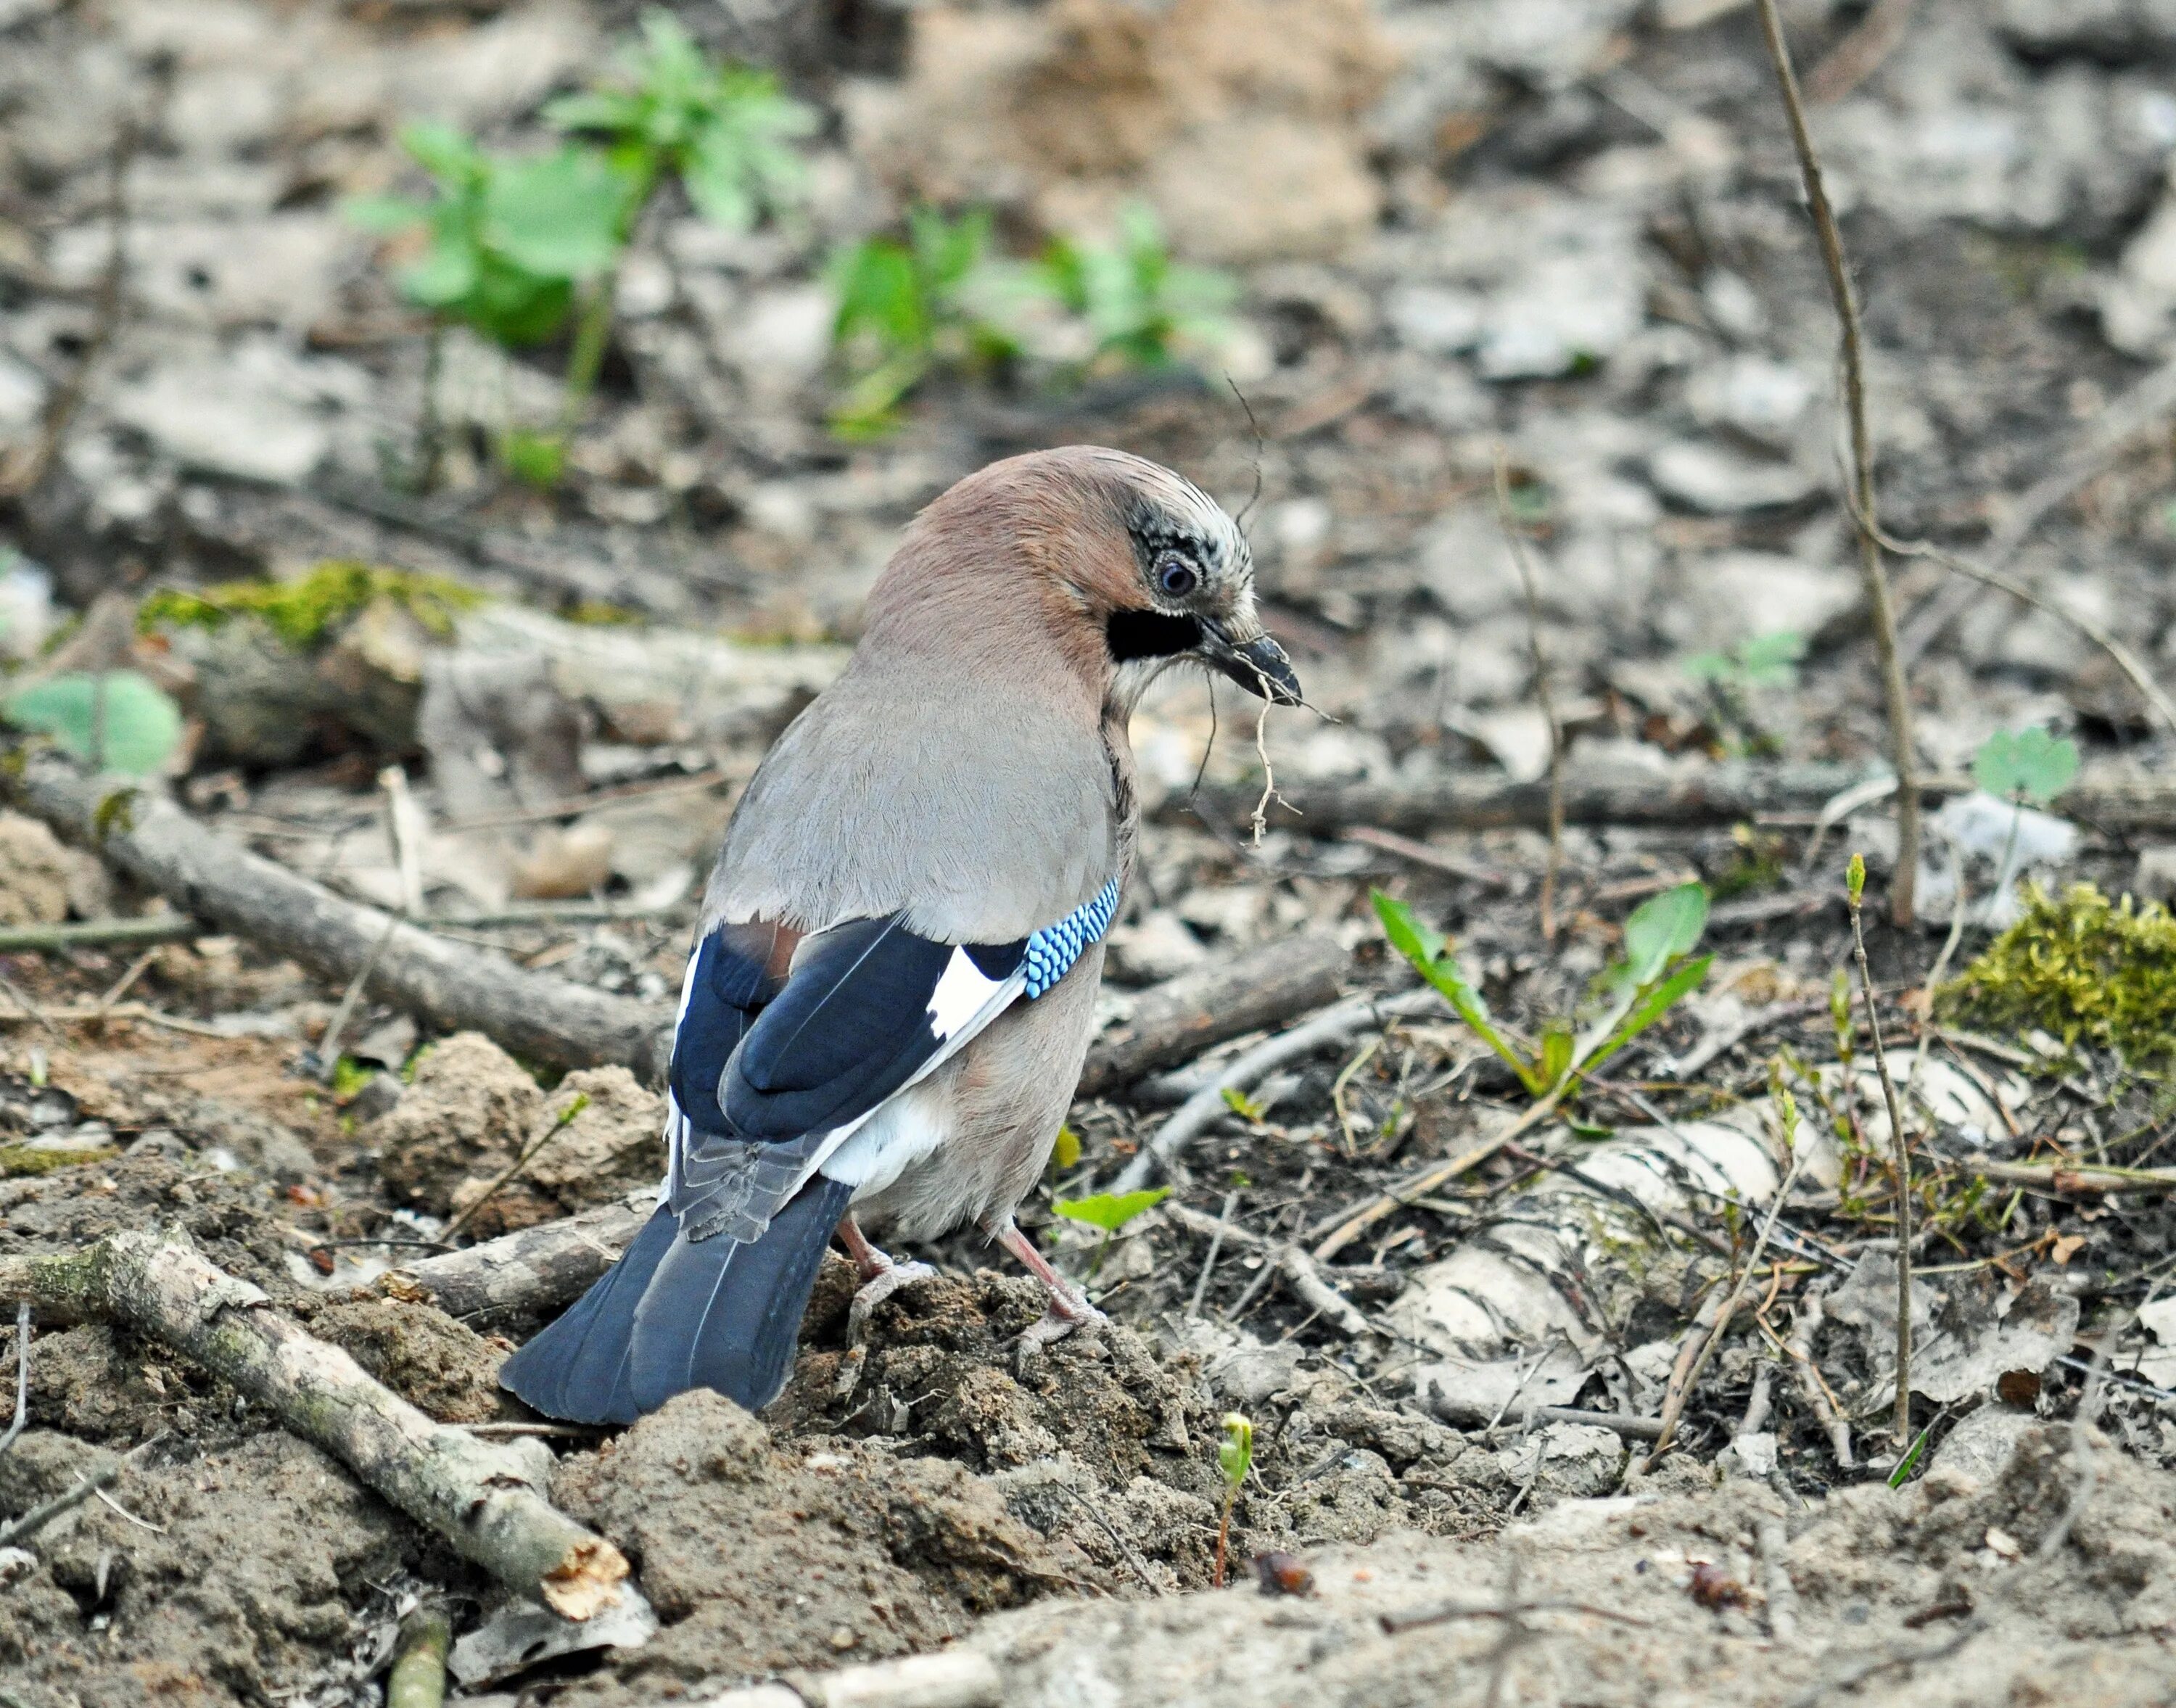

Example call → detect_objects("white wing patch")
926 946 1007 1039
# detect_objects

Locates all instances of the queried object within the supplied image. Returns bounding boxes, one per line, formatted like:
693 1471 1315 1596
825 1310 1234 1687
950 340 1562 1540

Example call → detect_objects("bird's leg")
988 1215 1107 1347
836 1211 934 1345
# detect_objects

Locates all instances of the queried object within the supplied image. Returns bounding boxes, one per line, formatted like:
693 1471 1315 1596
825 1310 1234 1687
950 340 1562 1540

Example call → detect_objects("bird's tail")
499 1174 853 1425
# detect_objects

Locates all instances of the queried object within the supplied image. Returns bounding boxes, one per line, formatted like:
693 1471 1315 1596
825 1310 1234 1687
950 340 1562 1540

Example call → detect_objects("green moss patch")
140 561 482 649
0 1143 118 1177
1937 883 2176 1071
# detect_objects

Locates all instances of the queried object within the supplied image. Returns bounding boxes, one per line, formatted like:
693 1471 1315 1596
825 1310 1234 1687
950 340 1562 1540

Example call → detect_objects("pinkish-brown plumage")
500 447 1297 1424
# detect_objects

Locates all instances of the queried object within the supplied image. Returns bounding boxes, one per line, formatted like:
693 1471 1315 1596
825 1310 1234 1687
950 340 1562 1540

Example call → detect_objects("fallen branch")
388 1191 654 1325
703 1651 1001 1708
0 1228 629 1619
1163 1202 1375 1338
1174 760 2176 839
389 1608 453 1708
1963 1156 2176 1194
1078 932 1348 1097
7 754 672 1081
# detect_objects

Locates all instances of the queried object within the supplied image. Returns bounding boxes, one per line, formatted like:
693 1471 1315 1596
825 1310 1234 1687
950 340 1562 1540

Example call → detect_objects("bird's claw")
847 1258 936 1346
1017 1282 1107 1350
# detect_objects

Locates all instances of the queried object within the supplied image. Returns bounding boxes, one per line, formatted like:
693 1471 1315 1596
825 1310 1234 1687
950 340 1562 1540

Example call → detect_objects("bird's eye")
1157 555 1199 599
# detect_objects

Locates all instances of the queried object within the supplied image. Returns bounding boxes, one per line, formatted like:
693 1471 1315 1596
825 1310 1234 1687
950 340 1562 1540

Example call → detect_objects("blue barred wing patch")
1022 877 1121 999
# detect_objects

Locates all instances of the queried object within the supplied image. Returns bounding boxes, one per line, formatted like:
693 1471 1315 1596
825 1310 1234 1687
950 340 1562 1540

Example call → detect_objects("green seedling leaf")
3 670 182 776
1620 882 1709 987
1218 1412 1254 1489
1221 1086 1267 1122
1050 1125 1081 1170
1973 726 2079 807
1538 1023 1574 1095
483 148 632 281
549 9 815 234
1847 851 1867 907
1372 890 1545 1094
1735 630 1806 688
498 428 567 490
1580 954 1712 1079
1051 1187 1170 1233
1887 1423 1932 1488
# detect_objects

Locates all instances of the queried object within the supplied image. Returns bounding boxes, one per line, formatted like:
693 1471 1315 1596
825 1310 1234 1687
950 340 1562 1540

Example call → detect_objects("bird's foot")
988 1215 1108 1348
847 1258 937 1346
1018 1282 1108 1349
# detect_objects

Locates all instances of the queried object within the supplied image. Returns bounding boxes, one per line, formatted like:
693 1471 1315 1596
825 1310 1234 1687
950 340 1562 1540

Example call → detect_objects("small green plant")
1684 630 1804 756
1374 882 1711 1102
2 670 182 776
1051 1186 1169 1279
828 206 1018 438
347 123 634 350
1973 725 2079 807
1213 1411 1253 1588
1972 725 2080 909
1026 201 1237 376
545 10 814 231
350 12 813 485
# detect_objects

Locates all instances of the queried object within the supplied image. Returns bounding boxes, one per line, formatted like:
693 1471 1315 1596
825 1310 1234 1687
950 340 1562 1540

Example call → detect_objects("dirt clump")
0 809 109 925
371 1036 664 1232
547 1388 1086 1704
774 1266 1515 1586
0 1429 416 1707
297 1293 515 1424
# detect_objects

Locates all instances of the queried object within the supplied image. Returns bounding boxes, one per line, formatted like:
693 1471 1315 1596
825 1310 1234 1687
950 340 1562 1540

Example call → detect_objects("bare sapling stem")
1493 451 1566 941
1755 0 1921 926
1846 854 1913 1453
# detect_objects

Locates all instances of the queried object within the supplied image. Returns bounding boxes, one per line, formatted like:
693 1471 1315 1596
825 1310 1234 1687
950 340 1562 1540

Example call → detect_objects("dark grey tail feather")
627 1174 854 1416
498 1202 679 1424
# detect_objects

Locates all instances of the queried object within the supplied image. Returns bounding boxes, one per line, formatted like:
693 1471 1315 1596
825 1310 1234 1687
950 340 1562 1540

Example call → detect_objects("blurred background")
2 0 2173 994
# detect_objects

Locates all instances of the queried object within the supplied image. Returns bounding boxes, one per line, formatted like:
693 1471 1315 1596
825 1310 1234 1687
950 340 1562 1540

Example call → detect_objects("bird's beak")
1198 616 1301 705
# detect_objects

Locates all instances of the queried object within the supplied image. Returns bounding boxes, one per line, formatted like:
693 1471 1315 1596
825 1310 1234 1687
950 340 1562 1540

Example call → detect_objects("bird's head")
873 445 1301 714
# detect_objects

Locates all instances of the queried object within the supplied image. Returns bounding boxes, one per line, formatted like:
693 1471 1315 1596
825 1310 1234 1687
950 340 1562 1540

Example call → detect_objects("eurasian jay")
499 446 1299 1424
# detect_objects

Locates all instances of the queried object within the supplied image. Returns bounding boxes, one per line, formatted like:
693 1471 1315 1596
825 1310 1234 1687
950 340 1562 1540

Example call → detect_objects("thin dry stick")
440 1093 590 1245
1784 1283 1853 1468
1310 1084 1572 1261
1248 702 1282 846
1639 1113 1807 1472
0 1301 28 1458
1493 453 1565 942
91 946 159 1028
1847 856 1914 1451
0 1466 120 1547
1186 1189 1241 1318
1870 521 2176 738
1756 0 1921 926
